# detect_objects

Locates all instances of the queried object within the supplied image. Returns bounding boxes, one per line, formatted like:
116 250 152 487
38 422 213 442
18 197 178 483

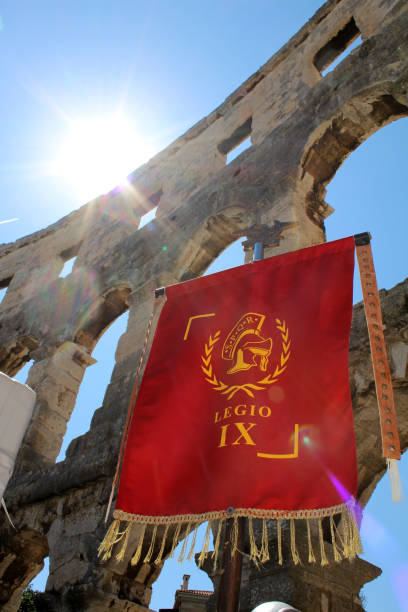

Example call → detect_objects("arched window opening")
13 359 35 385
205 237 246 276
28 557 49 596
325 117 408 302
325 117 408 612
57 309 129 461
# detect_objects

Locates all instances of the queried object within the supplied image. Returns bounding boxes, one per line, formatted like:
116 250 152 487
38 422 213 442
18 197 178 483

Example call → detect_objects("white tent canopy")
0 371 36 499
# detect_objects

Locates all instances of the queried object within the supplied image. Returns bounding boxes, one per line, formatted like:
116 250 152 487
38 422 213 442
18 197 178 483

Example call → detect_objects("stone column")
15 342 96 474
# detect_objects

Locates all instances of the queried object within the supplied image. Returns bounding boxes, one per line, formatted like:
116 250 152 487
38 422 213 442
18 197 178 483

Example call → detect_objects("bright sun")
53 114 152 203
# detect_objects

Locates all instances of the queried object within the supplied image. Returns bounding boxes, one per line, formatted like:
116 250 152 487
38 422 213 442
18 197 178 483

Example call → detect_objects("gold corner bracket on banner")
354 232 403 502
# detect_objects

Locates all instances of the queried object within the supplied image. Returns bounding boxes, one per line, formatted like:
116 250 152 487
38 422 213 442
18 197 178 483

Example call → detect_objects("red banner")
116 237 357 522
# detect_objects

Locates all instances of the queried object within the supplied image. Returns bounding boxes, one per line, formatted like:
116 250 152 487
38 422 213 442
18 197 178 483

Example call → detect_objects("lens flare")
26 265 100 333
52 114 154 203
298 424 319 449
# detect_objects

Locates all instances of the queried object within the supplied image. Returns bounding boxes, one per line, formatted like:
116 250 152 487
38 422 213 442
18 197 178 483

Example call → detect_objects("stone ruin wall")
1 0 408 610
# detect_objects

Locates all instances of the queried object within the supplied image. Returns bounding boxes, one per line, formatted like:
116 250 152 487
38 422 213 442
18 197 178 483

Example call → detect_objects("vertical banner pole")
216 239 266 612
354 232 402 501
216 516 245 612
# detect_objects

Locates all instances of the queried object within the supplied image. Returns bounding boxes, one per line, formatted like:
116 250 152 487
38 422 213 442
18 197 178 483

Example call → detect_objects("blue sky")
1 2 407 610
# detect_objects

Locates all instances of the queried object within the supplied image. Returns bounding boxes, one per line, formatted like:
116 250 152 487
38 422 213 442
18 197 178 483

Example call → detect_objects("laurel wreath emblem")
201 319 291 400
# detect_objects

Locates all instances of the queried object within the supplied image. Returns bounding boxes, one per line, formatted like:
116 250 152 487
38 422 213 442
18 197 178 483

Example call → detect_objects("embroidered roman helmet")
222 312 273 375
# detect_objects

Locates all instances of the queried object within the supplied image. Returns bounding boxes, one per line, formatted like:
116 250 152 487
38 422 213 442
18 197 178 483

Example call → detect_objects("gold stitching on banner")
202 319 291 400
184 313 216 340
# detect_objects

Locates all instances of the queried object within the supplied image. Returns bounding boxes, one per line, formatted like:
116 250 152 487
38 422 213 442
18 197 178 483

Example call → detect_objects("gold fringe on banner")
131 523 146 566
154 523 169 565
197 521 212 567
169 522 182 558
248 517 257 561
143 524 157 563
289 518 300 565
98 503 362 569
306 518 316 563
178 522 191 562
260 517 269 563
212 520 224 571
187 522 199 561
115 522 132 562
277 518 283 565
329 515 342 563
318 518 329 566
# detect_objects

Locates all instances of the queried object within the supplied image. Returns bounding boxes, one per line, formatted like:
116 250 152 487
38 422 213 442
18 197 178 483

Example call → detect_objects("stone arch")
74 284 132 352
300 107 408 507
0 525 49 612
173 206 255 283
14 285 132 474
299 85 408 229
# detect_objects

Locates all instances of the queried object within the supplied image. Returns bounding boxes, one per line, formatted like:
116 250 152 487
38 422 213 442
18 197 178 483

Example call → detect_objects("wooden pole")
216 517 245 612
216 238 264 612
215 223 296 611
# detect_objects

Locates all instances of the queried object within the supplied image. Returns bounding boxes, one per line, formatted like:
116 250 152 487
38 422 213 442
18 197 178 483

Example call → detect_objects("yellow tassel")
277 519 283 565
248 517 258 562
131 523 147 566
98 519 121 561
154 524 169 565
306 519 316 563
212 520 224 571
342 507 362 559
330 515 341 562
115 522 133 562
387 458 403 503
350 512 363 556
178 522 191 563
290 519 300 565
169 522 182 558
333 516 346 560
260 518 270 563
143 525 158 563
198 521 212 567
187 523 199 561
341 509 352 558
318 518 328 566
231 516 239 557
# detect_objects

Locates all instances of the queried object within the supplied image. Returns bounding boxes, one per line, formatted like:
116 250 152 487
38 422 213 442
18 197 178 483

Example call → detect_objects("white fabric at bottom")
0 371 36 498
